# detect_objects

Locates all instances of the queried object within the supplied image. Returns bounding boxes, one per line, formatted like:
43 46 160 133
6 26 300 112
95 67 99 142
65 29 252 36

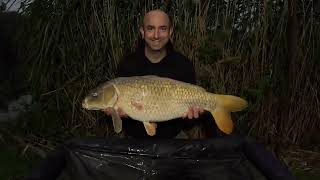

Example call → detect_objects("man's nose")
154 30 160 39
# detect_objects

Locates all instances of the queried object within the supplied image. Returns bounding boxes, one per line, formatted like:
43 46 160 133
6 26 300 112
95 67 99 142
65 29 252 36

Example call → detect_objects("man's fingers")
182 112 187 119
118 108 128 117
193 107 199 118
187 108 193 119
184 107 205 120
103 108 112 115
120 112 128 117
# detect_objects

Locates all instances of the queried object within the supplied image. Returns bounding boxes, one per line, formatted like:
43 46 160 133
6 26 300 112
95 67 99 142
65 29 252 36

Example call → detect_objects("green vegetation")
15 0 319 147
0 0 319 179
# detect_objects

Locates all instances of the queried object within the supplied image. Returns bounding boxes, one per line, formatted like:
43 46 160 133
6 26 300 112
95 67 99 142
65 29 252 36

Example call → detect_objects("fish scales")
111 76 215 122
82 75 248 136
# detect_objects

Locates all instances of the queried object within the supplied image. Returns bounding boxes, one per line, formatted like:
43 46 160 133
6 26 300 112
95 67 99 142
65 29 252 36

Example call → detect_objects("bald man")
105 9 213 139
139 10 173 63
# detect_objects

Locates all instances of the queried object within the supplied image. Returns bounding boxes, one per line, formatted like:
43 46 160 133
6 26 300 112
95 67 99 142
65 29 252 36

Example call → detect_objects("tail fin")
213 94 248 112
209 94 248 134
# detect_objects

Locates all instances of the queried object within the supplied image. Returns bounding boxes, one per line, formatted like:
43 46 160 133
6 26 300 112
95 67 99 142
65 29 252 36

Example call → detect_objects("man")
104 9 206 138
23 9 217 180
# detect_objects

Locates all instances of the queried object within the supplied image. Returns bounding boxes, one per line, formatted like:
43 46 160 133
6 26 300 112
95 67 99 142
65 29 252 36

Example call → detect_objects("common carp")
82 75 248 136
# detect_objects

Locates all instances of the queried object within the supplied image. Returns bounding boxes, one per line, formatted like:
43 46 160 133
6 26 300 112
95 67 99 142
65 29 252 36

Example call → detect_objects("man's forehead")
143 10 170 26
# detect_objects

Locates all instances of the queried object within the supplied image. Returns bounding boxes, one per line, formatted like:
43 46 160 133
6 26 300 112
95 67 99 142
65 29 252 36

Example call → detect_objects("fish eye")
91 92 98 97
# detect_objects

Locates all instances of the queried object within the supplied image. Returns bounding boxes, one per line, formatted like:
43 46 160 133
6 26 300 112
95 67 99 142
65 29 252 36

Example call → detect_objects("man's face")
140 11 172 51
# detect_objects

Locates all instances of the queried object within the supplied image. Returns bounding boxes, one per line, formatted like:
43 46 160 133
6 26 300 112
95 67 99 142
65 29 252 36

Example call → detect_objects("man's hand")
183 106 204 119
103 107 128 117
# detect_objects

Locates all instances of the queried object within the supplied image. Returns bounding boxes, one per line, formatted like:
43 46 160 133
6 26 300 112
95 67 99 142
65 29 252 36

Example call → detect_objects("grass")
0 143 41 179
2 0 319 163
1 0 319 179
294 169 320 180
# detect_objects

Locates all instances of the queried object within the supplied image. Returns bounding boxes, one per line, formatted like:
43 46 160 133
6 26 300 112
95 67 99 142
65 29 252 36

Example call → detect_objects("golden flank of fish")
82 75 248 136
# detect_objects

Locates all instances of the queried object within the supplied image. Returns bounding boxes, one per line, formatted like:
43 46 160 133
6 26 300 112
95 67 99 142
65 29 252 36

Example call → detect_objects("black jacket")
115 41 197 138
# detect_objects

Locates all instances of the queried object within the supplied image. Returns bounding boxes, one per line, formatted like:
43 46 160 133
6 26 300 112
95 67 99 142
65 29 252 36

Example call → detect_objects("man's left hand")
183 106 204 119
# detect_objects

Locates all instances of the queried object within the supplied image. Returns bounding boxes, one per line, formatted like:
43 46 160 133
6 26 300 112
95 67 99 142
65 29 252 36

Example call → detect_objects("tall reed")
13 0 320 148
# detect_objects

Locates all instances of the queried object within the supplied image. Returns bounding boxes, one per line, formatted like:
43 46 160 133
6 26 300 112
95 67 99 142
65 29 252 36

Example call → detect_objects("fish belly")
132 102 188 122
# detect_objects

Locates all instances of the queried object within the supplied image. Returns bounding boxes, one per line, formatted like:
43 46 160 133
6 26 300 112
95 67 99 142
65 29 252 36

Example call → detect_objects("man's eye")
91 92 98 97
160 27 167 31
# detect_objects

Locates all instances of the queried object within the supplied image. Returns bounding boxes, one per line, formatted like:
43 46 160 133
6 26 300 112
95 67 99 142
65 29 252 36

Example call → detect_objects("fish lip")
81 100 102 110
82 98 89 109
82 102 87 109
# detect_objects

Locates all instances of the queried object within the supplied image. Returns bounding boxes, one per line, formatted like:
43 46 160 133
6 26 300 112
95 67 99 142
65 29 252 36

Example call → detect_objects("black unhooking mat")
25 135 295 180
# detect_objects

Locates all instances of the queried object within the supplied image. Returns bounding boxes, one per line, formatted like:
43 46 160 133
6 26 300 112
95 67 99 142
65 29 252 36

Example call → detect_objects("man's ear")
139 26 144 39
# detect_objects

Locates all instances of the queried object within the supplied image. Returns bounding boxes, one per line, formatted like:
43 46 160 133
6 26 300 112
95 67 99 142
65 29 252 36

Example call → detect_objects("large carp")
82 75 248 136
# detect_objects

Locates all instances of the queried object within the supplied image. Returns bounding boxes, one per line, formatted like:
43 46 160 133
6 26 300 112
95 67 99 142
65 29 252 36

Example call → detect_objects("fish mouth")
82 103 99 110
82 100 88 109
82 99 102 110
82 98 92 109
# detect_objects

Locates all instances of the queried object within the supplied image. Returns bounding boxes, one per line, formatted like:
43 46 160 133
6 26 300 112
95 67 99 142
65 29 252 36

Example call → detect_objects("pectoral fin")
210 108 234 134
110 108 122 133
143 122 157 136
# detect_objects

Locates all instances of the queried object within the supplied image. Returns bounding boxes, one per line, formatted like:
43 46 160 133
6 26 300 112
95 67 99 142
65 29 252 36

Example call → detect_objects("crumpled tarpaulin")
25 135 295 180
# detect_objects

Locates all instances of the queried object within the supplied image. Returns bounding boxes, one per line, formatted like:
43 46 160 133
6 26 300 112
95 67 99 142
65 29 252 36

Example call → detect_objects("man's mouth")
151 41 162 46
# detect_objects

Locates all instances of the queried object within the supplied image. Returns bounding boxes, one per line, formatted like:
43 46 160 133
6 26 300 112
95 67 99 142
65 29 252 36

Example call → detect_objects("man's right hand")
103 107 128 117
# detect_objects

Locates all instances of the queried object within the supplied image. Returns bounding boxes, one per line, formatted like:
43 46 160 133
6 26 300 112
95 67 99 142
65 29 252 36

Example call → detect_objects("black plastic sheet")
25 136 295 180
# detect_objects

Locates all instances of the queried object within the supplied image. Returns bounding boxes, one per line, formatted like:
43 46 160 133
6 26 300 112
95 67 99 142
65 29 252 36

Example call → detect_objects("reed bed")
8 0 320 150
